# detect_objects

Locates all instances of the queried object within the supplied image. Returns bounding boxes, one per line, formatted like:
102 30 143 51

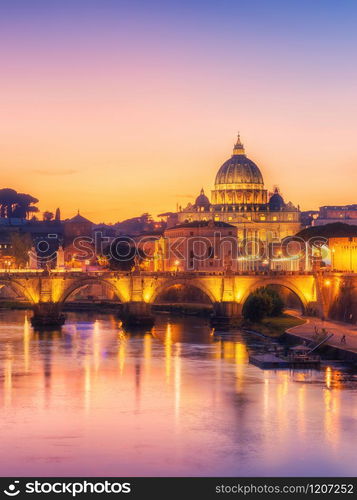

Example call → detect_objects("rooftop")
167 220 236 230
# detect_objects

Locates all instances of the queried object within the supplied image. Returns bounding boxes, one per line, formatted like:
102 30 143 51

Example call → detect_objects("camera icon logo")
4 481 20 496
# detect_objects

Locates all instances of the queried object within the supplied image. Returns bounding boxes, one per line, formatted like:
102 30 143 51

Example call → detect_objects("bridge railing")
0 269 355 279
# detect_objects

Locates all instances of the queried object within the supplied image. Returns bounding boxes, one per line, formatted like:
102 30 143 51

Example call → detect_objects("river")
0 309 357 477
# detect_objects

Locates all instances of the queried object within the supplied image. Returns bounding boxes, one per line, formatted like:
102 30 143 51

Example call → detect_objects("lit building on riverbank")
168 135 301 243
330 237 357 272
314 205 357 227
155 220 237 272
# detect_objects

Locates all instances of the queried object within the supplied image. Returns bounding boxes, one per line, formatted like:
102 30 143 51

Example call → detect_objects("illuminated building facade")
314 205 357 226
330 237 357 272
0 232 14 270
174 135 301 243
154 220 237 272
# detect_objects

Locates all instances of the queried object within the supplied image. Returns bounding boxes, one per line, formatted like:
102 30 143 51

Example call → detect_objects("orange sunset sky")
1 1 356 223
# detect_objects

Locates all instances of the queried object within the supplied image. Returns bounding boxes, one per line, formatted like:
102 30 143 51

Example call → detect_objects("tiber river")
1 309 357 477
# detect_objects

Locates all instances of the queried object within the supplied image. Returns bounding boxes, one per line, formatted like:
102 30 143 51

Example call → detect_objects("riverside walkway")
287 311 357 355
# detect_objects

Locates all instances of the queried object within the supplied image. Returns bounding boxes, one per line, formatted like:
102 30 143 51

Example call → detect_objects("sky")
0 0 356 223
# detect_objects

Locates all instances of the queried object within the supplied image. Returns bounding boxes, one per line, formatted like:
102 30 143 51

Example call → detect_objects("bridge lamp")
324 279 331 287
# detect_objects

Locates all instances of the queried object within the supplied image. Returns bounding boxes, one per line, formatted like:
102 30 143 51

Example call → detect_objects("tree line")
0 188 39 219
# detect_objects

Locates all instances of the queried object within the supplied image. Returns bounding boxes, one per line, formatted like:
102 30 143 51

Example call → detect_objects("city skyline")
1 0 357 223
2 0 357 485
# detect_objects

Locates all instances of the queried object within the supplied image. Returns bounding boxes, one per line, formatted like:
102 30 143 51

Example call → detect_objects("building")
158 220 237 272
63 212 94 242
173 134 301 243
267 239 305 272
314 205 357 226
330 237 357 272
301 210 320 227
0 231 14 269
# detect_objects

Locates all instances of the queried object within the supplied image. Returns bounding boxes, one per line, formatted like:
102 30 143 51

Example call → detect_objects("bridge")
0 269 350 327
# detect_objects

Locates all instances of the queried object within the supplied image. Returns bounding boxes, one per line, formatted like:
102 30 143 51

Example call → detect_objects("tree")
43 211 54 222
10 232 33 268
0 188 18 218
243 294 268 322
243 286 284 322
0 189 39 219
115 213 156 235
13 193 39 218
266 288 284 316
103 237 146 271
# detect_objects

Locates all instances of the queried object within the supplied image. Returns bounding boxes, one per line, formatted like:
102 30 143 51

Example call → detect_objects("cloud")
33 169 78 176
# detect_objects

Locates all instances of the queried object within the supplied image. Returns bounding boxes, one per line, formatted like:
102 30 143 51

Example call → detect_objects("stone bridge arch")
0 278 36 304
148 277 217 305
58 277 126 305
239 278 310 313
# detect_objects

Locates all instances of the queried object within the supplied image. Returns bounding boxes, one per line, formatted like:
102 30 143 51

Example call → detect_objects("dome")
214 135 264 187
195 188 210 208
195 188 210 207
269 188 285 211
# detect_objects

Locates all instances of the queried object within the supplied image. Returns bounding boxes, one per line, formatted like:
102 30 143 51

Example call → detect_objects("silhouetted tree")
0 188 18 218
13 193 39 218
0 189 39 219
115 213 156 235
43 211 54 221
103 237 146 271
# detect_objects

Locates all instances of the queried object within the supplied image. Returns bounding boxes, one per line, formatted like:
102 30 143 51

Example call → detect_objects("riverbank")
242 313 306 338
152 303 212 316
0 301 31 309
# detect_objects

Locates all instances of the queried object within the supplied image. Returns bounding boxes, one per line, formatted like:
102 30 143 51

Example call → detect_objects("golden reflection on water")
84 357 91 412
164 322 172 381
1 311 356 476
235 342 248 393
174 343 181 422
93 319 101 373
143 333 152 375
4 344 12 407
324 366 342 450
23 314 30 373
118 329 126 375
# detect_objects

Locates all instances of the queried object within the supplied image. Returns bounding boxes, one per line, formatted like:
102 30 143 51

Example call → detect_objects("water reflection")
0 310 357 477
